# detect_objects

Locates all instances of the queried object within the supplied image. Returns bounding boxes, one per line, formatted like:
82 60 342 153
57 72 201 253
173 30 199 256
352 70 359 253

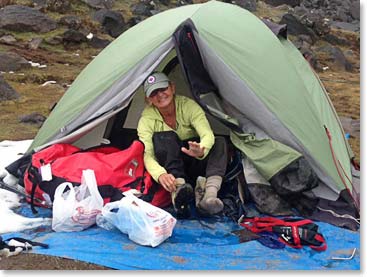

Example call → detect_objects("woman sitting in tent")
137 72 228 219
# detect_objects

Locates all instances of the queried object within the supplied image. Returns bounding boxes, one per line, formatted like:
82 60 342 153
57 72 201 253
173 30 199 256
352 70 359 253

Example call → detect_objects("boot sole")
174 184 194 218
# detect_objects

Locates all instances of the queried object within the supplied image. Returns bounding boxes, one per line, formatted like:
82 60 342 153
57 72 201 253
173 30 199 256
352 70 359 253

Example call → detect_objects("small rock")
88 36 111 48
19 112 46 125
58 15 82 30
0 75 20 101
28 37 43 50
0 52 30 72
0 34 17 45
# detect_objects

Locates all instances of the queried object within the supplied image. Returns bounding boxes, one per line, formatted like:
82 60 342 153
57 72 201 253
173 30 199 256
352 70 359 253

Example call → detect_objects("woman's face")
148 83 175 110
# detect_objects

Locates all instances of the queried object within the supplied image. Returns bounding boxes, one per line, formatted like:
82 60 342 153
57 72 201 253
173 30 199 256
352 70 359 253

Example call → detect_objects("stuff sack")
52 169 103 232
24 140 171 213
98 194 177 247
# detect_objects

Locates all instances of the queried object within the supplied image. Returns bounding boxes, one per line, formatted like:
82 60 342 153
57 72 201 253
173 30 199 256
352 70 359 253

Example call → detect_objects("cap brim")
146 81 169 97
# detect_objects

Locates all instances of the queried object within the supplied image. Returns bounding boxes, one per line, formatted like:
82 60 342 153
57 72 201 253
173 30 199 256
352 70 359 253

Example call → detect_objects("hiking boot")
172 178 194 219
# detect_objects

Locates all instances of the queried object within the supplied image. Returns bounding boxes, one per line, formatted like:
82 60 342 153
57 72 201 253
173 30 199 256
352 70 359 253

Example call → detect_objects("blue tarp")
3 204 360 270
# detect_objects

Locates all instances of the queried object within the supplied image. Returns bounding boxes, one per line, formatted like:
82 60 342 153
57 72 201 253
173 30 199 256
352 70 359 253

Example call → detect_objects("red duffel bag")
24 140 171 213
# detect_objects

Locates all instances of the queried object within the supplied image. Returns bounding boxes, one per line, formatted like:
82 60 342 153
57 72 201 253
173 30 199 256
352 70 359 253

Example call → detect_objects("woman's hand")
181 141 205 158
158 173 176 192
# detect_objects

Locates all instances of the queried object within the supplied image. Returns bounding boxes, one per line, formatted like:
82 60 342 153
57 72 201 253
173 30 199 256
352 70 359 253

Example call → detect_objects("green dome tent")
25 1 359 217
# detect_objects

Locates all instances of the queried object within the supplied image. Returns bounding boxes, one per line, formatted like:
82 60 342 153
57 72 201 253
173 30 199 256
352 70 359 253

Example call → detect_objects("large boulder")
62 29 88 44
317 45 354 72
0 5 57 33
88 36 111 49
32 0 70 13
93 9 126 38
263 0 300 7
279 13 317 43
58 15 82 30
0 52 30 72
329 21 360 33
0 75 19 101
350 1 360 20
131 2 153 16
81 0 114 9
233 0 257 12
45 0 71 13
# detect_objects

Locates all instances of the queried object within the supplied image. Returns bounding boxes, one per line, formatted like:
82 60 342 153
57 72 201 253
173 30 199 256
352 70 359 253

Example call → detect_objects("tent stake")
331 248 356 260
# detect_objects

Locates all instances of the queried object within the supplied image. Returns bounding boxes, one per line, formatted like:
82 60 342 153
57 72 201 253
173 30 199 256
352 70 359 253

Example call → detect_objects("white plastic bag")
98 194 176 247
52 169 104 232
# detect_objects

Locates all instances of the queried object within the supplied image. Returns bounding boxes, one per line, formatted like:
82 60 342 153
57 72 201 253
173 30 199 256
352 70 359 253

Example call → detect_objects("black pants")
152 131 228 187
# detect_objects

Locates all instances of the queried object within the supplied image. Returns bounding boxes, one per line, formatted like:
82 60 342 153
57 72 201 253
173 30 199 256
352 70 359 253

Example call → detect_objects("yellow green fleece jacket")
137 95 215 182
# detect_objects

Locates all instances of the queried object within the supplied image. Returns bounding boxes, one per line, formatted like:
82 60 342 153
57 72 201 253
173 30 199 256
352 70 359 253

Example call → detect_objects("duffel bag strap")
27 165 42 214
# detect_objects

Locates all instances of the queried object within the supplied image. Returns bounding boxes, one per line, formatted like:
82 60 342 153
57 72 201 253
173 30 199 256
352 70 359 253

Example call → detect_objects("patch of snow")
29 61 47 68
41 80 57 87
29 61 40 67
0 140 32 178
0 191 51 234
0 140 51 234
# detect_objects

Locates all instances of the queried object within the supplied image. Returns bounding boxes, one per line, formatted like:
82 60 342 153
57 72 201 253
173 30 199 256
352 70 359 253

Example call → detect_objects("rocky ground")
0 0 360 270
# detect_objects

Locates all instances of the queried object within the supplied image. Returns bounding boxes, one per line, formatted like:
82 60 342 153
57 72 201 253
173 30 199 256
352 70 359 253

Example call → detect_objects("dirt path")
0 253 111 270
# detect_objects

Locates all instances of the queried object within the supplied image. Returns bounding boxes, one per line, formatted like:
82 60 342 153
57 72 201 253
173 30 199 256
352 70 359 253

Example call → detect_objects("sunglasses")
149 87 169 98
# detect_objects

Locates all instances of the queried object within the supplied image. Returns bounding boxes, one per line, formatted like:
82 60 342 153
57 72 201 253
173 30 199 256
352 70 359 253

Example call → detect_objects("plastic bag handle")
81 169 103 204
54 182 75 201
103 200 122 212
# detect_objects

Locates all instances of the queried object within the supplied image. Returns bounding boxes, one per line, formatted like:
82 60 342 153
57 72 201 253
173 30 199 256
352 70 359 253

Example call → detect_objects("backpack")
24 140 171 213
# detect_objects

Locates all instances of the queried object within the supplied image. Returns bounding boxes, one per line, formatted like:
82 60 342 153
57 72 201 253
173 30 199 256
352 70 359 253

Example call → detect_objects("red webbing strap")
240 217 313 232
310 234 327 251
239 217 286 233
240 217 327 251
291 225 301 247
